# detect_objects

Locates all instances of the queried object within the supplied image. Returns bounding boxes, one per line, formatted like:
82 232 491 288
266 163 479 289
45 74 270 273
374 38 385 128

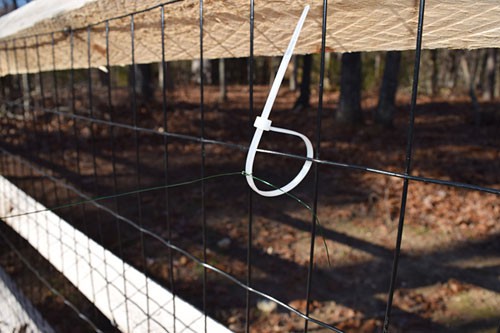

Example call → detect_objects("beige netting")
1 0 500 76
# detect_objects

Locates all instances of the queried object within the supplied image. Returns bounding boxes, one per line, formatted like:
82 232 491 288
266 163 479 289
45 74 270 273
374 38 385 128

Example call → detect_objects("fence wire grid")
0 0 499 333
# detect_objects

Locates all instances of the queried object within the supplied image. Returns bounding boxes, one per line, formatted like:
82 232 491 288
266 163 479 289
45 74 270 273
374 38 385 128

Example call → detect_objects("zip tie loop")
245 6 313 197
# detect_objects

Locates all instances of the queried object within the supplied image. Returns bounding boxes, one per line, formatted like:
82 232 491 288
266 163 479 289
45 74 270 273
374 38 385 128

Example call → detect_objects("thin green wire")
0 171 242 219
242 172 332 267
2 170 331 266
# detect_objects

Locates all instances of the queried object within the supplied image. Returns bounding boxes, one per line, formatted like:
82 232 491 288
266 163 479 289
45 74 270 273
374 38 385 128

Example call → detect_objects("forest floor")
1 84 499 333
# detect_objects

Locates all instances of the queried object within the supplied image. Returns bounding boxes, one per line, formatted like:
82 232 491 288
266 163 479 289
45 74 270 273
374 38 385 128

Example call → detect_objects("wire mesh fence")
0 0 499 332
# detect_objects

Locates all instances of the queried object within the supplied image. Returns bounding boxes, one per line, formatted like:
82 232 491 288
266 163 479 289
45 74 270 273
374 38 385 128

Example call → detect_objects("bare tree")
289 55 297 91
293 54 312 111
191 59 212 84
460 51 481 125
430 49 439 97
218 58 227 102
482 49 497 101
375 51 401 127
337 52 363 125
132 64 153 101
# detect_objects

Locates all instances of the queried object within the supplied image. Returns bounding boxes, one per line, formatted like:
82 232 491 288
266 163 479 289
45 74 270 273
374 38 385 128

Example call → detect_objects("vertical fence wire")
383 1 426 332
12 37 36 302
50 33 66 192
5 39 24 189
12 39 34 212
198 1 208 331
105 20 132 333
4 41 13 178
160 6 177 331
49 32 71 304
23 38 45 303
34 36 59 206
11 39 30 303
34 36 64 304
129 14 152 331
304 1 329 331
245 1 255 332
84 26 103 320
68 28 87 298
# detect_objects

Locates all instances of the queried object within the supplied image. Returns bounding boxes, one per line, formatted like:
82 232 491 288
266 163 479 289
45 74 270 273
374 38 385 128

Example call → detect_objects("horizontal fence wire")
2 99 498 196
0 0 498 332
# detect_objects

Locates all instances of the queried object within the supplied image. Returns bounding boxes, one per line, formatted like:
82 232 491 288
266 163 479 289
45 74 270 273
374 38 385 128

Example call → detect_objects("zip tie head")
254 116 272 131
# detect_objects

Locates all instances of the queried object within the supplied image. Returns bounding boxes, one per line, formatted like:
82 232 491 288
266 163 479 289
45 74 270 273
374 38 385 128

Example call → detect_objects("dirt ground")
1 82 499 333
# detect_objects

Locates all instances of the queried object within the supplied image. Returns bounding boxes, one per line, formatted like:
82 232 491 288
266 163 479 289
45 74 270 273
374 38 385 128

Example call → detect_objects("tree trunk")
133 64 153 102
483 49 497 100
323 52 332 90
293 54 312 110
22 73 29 112
337 52 363 125
289 55 297 91
460 52 481 125
218 58 227 102
268 57 279 86
449 51 460 90
375 51 401 127
430 49 439 97
374 52 382 81
191 59 212 84
158 62 163 87
158 62 174 91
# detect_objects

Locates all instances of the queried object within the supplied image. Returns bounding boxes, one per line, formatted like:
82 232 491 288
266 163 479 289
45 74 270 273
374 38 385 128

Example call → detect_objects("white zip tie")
245 5 313 197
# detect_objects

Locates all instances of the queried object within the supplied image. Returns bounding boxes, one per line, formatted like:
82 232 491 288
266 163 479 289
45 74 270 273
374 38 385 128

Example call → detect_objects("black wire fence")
0 0 499 332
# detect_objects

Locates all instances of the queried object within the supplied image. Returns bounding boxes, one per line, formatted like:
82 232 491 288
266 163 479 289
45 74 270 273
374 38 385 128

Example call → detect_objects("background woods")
2 0 499 127
69 49 500 123
143 49 500 127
